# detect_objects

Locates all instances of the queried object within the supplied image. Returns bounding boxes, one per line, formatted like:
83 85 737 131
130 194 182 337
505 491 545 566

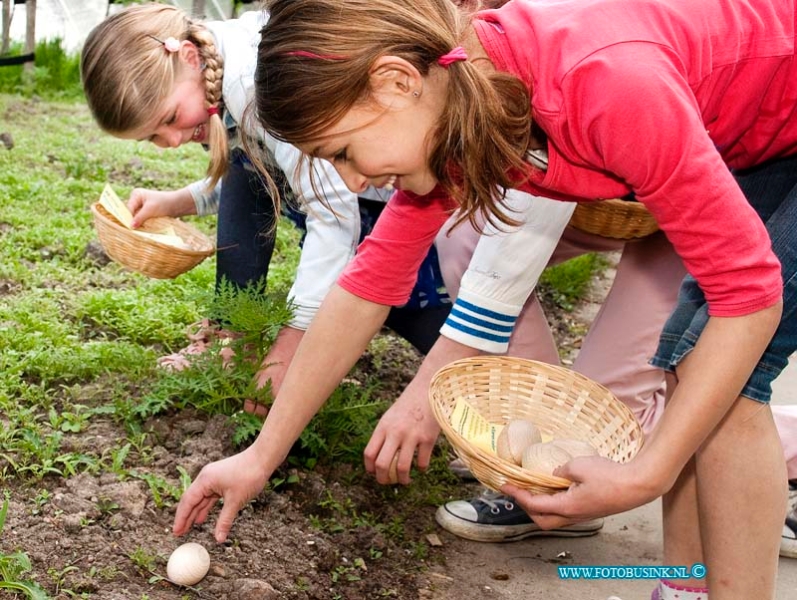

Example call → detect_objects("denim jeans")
215 148 277 291
651 154 797 402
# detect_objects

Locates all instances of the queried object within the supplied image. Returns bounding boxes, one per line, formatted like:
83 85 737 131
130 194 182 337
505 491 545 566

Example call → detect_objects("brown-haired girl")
174 1 797 597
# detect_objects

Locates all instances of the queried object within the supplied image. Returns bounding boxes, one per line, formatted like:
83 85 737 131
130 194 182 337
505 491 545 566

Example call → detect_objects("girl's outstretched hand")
173 447 272 543
364 375 441 485
502 455 662 530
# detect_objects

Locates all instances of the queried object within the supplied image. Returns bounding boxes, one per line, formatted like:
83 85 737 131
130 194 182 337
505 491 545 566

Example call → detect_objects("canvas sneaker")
435 489 604 542
781 479 797 558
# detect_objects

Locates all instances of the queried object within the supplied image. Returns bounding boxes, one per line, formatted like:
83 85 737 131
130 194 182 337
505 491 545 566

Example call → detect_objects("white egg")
521 441 573 476
496 419 543 465
166 542 210 586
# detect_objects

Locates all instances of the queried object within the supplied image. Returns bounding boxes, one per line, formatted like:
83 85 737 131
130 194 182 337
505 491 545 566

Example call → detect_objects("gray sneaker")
781 479 797 558
435 489 604 542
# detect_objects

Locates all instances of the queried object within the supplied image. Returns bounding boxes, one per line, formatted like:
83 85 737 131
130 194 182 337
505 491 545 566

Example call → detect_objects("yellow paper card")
450 398 503 455
98 184 134 229
134 230 190 250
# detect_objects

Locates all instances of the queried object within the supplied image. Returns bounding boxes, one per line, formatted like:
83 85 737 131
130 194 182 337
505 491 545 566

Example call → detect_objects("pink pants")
436 223 797 479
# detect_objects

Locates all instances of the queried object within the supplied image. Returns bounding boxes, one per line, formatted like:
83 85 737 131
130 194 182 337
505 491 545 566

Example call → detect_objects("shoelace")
476 489 515 514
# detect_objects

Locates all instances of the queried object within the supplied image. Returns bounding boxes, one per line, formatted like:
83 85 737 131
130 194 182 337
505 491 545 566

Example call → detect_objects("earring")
412 90 420 98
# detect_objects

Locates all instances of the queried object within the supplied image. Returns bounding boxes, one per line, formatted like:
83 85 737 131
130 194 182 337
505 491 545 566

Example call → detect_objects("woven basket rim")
429 356 644 493
91 202 215 257
570 197 659 240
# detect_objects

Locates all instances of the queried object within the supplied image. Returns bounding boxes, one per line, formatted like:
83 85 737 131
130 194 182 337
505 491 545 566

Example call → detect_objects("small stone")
425 533 443 547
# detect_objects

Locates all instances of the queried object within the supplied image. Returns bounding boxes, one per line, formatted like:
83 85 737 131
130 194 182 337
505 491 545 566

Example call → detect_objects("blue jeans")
215 148 277 291
651 155 797 402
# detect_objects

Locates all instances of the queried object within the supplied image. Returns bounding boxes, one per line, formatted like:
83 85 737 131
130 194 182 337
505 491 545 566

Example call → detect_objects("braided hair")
81 3 229 187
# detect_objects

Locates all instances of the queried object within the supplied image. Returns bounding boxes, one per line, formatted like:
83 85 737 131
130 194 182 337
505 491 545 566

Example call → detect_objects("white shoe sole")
435 505 603 543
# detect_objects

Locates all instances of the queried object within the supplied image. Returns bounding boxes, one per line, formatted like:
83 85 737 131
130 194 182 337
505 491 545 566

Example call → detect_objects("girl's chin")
401 176 439 196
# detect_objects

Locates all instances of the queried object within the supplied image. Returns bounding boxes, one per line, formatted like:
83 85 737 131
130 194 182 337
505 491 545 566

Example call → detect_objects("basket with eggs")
429 356 644 494
91 184 214 279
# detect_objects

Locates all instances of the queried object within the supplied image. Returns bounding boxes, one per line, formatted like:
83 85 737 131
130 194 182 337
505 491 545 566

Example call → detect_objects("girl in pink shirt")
174 1 797 597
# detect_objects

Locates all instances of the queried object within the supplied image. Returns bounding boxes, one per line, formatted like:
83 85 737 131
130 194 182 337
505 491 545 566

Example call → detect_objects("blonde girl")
174 1 797 598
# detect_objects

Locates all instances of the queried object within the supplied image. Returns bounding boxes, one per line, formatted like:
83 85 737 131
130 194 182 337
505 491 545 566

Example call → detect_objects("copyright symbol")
691 563 706 578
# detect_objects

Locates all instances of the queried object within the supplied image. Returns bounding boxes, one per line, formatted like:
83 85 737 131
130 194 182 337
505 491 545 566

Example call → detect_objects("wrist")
628 442 683 498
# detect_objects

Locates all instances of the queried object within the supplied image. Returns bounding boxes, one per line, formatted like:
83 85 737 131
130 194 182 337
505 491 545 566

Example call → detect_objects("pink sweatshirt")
340 0 794 316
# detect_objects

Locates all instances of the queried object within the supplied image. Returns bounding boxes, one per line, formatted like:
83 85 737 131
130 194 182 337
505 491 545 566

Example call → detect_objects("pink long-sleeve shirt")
340 0 795 316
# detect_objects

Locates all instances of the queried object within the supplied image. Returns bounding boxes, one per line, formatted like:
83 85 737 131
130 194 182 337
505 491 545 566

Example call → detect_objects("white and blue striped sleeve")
440 190 575 353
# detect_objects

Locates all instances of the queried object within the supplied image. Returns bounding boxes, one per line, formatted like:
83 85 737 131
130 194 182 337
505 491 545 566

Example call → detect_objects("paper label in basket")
450 398 503 455
99 184 134 229
100 184 190 248
133 230 190 250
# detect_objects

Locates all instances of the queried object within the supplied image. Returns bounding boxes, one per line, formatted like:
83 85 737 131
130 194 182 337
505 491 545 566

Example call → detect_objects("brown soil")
0 263 616 600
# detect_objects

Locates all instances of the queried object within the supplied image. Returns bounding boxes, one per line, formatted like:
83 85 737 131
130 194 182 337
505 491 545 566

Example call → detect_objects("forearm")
168 185 201 217
636 301 782 493
250 286 390 472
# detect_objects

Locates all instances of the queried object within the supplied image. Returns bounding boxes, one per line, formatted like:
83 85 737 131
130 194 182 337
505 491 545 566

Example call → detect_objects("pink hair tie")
207 106 220 117
438 46 468 68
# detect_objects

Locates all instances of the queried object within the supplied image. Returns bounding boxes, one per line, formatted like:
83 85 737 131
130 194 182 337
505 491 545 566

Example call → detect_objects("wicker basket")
91 203 215 279
429 356 644 494
569 198 659 239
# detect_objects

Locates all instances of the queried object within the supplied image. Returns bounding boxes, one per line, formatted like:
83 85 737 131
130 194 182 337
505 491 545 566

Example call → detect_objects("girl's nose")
337 167 369 194
153 126 183 149
165 129 183 148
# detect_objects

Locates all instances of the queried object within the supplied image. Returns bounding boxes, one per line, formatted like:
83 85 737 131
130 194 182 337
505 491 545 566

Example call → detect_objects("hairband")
147 34 181 53
207 106 220 117
284 47 469 68
437 46 468 68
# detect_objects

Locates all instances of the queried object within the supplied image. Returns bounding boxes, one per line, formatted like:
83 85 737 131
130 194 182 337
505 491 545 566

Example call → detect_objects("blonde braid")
188 21 228 189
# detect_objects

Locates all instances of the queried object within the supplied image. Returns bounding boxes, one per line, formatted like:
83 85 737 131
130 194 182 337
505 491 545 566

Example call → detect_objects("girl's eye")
333 149 348 162
165 113 177 126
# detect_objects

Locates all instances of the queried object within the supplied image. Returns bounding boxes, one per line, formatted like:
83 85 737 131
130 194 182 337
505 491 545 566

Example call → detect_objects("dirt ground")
3 254 796 600
0 262 590 600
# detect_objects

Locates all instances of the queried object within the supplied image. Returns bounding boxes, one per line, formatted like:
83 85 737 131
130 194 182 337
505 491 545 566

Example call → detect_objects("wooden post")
23 0 34 71
1 0 11 55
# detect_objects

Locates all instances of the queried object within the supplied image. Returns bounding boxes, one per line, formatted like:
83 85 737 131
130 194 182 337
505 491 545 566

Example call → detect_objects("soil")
0 256 618 600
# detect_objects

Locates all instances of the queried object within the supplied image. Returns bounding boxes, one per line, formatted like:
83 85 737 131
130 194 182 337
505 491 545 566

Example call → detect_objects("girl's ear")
369 56 423 105
178 40 202 71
